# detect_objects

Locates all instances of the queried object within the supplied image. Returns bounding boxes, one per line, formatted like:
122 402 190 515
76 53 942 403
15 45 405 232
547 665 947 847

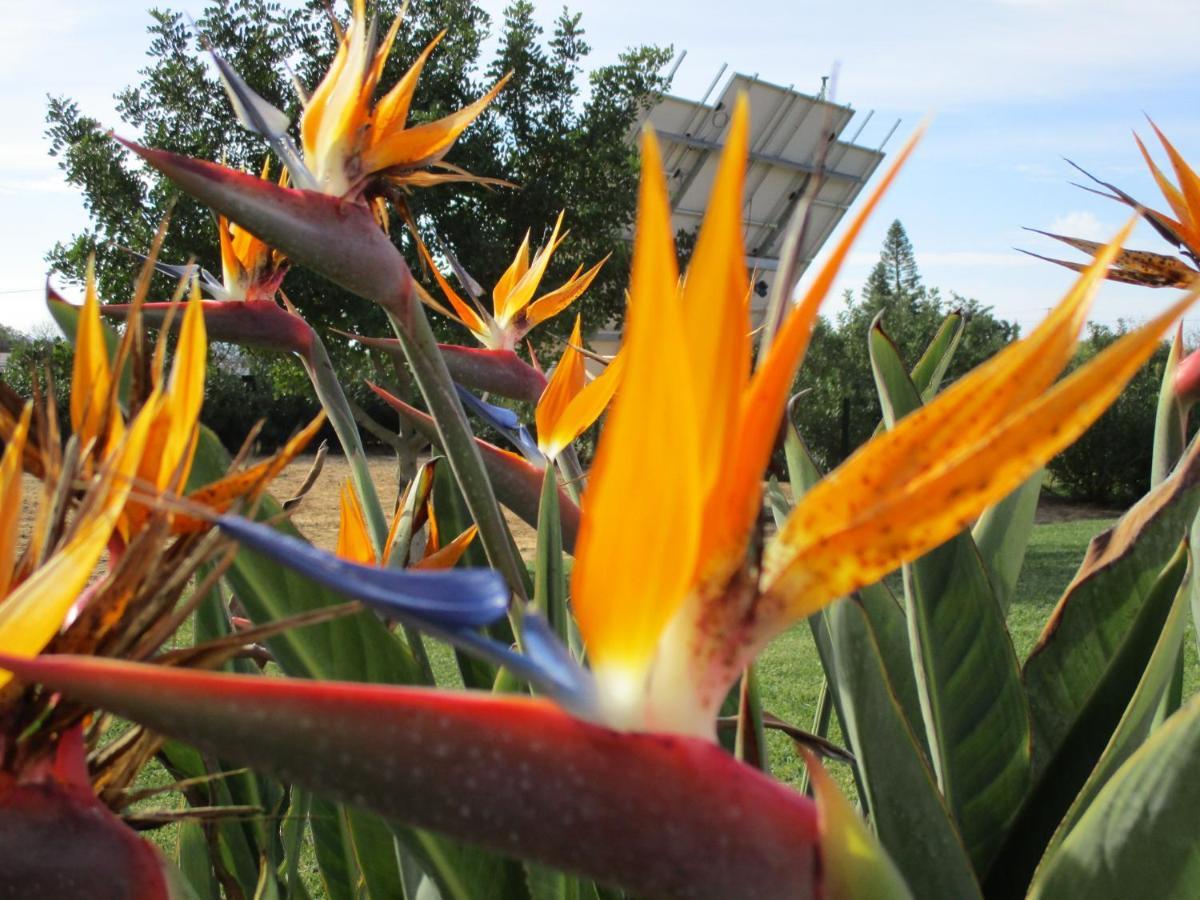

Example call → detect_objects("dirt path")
18 454 1116 560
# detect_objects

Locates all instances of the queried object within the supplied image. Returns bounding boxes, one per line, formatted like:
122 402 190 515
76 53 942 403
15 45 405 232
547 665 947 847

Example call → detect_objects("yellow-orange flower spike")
416 214 607 350
71 257 121 457
535 315 624 460
337 478 377 565
215 161 288 300
336 475 477 570
300 0 509 198
0 389 159 689
571 96 1199 736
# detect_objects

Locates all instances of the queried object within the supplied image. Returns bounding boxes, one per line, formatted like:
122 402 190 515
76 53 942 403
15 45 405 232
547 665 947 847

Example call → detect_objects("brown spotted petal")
1022 228 1198 288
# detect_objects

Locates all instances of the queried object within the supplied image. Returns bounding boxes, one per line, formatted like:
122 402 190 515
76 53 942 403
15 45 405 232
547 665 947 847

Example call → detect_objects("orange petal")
498 212 567 323
782 214 1131 554
361 73 511 178
337 478 376 565
546 351 625 459
1147 120 1200 234
0 404 32 598
178 412 326 532
415 525 479 570
493 230 532 321
70 257 114 451
0 393 158 687
415 235 490 339
571 129 699 694
711 126 924 574
535 315 588 456
524 255 608 333
160 283 207 492
1133 132 1193 233
372 30 446 138
680 94 752 575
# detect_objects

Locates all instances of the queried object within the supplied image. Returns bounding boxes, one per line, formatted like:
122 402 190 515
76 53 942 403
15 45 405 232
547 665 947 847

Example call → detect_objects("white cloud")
1046 211 1108 240
917 250 1038 269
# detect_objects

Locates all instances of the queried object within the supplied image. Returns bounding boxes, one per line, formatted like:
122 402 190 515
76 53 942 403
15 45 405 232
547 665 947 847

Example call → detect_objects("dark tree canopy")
45 0 671 378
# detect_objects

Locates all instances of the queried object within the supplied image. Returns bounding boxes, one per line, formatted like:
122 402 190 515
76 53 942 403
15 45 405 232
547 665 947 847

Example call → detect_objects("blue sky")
2 0 1198 336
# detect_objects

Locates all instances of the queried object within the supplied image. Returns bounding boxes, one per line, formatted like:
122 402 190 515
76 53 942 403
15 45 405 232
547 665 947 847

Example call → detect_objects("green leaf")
1027 694 1200 899
384 304 532 600
1048 546 1192 849
306 796 356 900
187 427 422 687
302 334 391 557
735 664 769 770
1151 324 1188 487
524 864 601 900
910 310 965 400
971 470 1043 614
811 599 982 899
784 407 822 499
803 750 914 900
429 461 508 690
856 580 923 744
159 737 262 896
870 321 1031 870
1023 438 1200 771
986 540 1191 898
176 820 220 900
784 406 922 738
534 463 568 644
281 790 312 900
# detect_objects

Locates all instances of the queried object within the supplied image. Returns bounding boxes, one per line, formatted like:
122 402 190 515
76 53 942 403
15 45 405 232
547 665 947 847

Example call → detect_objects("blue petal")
216 515 596 717
422 613 596 719
456 383 522 429
216 515 509 628
455 385 544 463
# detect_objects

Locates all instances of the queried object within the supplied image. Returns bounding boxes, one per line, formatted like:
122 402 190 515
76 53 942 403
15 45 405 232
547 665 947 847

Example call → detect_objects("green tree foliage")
44 0 670 370
793 220 1019 467
1047 322 1174 504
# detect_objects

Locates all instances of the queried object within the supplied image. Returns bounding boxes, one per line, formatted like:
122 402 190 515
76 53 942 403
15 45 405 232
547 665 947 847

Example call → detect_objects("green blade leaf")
971 470 1043 614
534 463 568 645
987 540 1191 898
1047 545 1192 849
1023 438 1200 771
1151 324 1188 487
870 321 1032 870
188 430 522 898
187 428 422 687
783 410 922 735
811 598 982 899
1027 694 1200 899
803 750 914 900
910 310 965 400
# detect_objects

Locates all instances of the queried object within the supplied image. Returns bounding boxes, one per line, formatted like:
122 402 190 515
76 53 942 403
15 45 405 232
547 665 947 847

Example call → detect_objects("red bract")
116 138 413 317
0 652 821 899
